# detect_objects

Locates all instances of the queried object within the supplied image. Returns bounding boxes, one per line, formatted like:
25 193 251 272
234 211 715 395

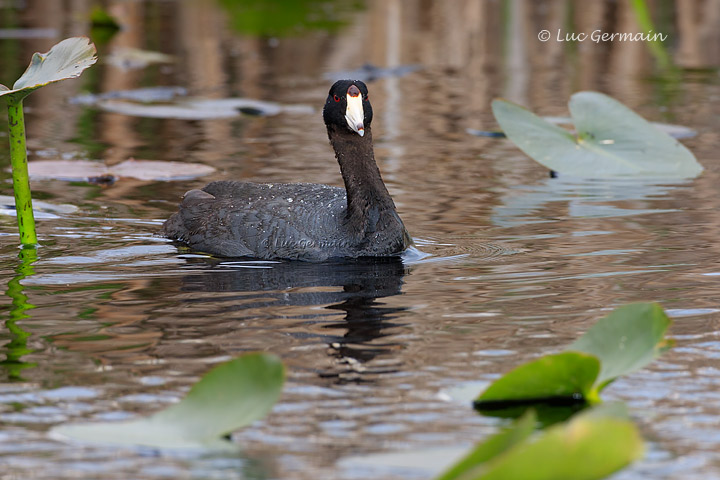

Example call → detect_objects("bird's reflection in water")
178 256 410 383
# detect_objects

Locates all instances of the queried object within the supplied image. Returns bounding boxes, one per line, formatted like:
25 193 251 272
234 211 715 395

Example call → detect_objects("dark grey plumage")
162 80 412 261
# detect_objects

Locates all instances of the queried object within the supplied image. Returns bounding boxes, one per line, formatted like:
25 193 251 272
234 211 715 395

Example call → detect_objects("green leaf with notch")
474 302 672 410
51 353 285 450
443 405 643 480
436 410 537 480
476 351 600 406
492 92 702 179
569 302 672 390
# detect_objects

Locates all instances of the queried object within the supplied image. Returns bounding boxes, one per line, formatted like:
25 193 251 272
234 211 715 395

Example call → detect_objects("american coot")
162 80 412 261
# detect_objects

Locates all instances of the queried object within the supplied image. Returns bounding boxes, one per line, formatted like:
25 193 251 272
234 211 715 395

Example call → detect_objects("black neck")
328 126 397 231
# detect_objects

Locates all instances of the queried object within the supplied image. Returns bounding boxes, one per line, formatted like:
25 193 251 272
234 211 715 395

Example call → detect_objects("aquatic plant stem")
6 96 38 246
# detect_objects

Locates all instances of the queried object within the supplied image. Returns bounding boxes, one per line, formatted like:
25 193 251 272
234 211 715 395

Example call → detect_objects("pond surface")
2 1 720 479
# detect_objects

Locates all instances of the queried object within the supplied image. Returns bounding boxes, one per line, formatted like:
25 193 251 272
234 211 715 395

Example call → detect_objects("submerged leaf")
569 302 672 389
0 37 97 100
51 353 285 449
492 92 703 179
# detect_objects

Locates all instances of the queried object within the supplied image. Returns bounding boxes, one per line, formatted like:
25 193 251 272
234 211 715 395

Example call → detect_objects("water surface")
2 1 720 479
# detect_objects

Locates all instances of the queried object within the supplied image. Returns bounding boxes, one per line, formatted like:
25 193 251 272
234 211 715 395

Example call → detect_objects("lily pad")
541 116 698 140
475 352 599 406
473 303 672 411
569 302 672 389
436 411 536 480
0 37 97 100
441 405 643 480
0 195 78 219
492 92 703 179
50 353 285 449
106 47 174 70
71 86 188 105
468 119 696 140
93 97 314 120
27 159 215 182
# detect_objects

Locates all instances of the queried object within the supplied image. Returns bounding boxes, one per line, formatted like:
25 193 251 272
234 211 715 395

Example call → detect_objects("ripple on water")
410 237 522 262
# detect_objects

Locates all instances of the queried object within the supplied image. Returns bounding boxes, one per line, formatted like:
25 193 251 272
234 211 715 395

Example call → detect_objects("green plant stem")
6 97 37 246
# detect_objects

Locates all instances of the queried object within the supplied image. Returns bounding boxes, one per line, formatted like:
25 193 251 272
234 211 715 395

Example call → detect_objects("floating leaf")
469 119 696 140
436 411 536 480
106 47 174 70
473 303 671 411
71 86 188 105
0 37 97 100
442 405 643 480
569 302 672 389
475 352 599 407
92 97 314 120
342 404 640 480
51 353 285 449
0 195 78 219
492 92 703 179
540 116 698 140
27 159 215 182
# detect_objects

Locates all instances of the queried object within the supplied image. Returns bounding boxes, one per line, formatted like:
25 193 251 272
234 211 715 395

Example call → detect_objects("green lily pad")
569 302 672 389
50 353 285 449
0 37 97 101
436 411 536 480
475 352 599 407
492 92 703 179
442 405 643 480
474 303 671 411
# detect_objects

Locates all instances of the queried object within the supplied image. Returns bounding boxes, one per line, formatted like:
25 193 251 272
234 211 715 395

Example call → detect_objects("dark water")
2 1 720 479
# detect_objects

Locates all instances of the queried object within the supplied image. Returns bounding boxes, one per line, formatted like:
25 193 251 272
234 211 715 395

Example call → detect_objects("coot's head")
323 80 372 137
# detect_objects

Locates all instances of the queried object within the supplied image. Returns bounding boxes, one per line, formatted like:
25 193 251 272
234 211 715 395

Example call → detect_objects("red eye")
333 95 341 102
